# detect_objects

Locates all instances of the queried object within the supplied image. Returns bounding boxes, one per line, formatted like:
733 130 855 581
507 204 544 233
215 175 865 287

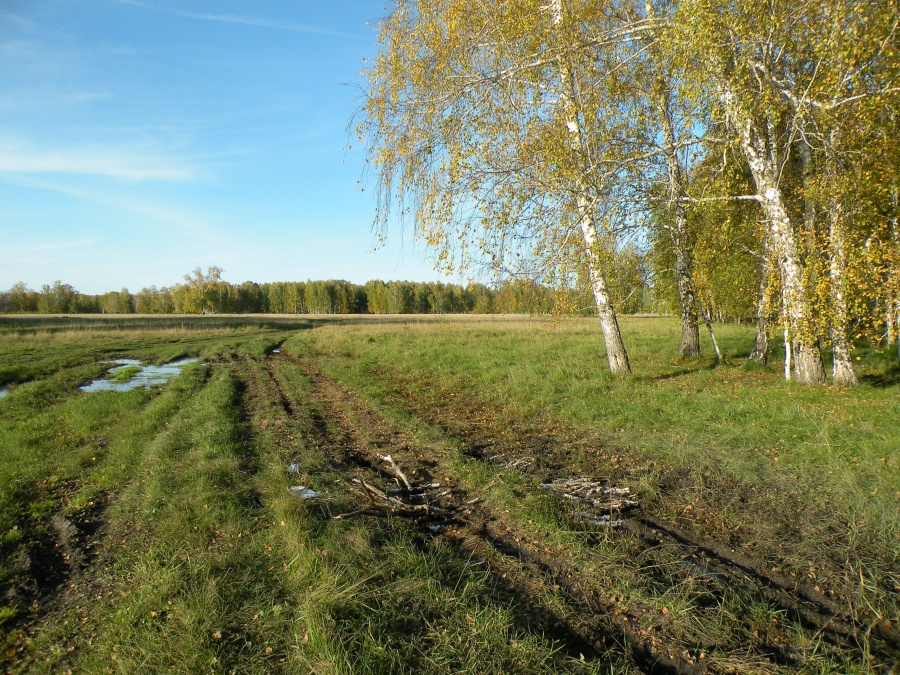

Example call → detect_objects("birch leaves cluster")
357 0 900 384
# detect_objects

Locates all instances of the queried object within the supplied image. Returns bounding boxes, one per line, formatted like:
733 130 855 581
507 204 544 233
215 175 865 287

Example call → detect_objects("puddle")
80 357 198 393
0 387 9 398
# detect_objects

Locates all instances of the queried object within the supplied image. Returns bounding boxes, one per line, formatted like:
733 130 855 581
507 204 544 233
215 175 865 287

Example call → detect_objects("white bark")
784 329 791 380
579 202 632 375
719 82 824 384
552 0 631 375
700 302 723 362
749 239 772 365
825 140 859 386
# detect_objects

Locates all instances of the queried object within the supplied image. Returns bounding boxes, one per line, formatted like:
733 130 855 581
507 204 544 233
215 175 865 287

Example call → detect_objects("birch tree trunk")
657 88 701 357
720 85 825 384
674 244 701 357
580 201 632 375
828 207 858 385
700 299 724 362
825 135 859 386
552 0 631 375
891 186 900 359
748 239 772 365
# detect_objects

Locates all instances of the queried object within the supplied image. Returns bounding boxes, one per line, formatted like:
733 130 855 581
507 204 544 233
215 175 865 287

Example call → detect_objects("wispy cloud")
110 0 352 37
0 88 112 112
27 238 96 253
0 142 195 181
0 173 224 241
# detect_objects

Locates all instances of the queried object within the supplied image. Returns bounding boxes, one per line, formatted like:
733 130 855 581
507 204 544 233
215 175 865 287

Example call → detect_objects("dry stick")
333 509 369 521
377 453 412 491
352 478 430 514
353 478 385 507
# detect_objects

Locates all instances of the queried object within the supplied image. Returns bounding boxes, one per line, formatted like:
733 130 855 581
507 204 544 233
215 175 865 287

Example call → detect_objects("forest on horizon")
0 261 656 318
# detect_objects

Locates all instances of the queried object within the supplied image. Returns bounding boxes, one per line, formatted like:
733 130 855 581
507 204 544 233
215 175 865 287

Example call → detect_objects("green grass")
2 319 614 673
108 365 142 383
301 316 900 533
1 315 897 673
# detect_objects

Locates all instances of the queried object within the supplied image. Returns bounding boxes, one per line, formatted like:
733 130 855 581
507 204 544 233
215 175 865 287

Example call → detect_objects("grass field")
0 315 898 674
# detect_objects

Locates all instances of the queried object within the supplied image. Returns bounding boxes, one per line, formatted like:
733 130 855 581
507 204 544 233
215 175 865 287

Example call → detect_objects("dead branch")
377 453 412 491
541 477 639 526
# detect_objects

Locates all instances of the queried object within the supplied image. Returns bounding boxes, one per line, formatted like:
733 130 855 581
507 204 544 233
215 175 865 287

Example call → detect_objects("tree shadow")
648 358 721 381
860 363 900 388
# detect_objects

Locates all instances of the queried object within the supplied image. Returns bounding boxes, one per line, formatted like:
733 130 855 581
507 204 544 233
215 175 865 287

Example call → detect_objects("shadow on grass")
647 358 720 381
860 362 900 388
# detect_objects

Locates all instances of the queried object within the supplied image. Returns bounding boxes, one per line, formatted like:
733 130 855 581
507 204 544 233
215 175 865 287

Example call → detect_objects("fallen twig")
377 453 412 490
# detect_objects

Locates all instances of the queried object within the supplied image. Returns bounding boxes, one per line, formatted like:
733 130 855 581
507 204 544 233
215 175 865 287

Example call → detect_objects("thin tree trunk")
674 245 701 357
891 186 900 359
580 208 632 375
784 328 792 380
657 86 701 357
825 140 858 386
552 0 631 376
749 239 772 365
639 4 701 359
797 139 817 259
720 84 824 384
700 300 723 362
887 300 896 347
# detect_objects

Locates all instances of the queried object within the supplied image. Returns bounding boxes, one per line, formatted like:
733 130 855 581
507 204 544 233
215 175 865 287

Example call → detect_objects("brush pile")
337 454 450 520
540 477 638 528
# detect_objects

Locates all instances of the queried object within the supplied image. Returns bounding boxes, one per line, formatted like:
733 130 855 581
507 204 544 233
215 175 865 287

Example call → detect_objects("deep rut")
369 364 900 667
248 353 735 674
242 351 899 673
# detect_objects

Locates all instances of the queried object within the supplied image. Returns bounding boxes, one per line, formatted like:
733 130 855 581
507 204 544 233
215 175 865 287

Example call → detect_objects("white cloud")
110 0 352 37
0 173 217 239
26 238 96 253
0 142 194 181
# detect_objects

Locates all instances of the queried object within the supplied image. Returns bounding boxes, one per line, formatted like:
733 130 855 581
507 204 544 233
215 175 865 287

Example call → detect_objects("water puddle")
80 357 198 393
0 387 9 398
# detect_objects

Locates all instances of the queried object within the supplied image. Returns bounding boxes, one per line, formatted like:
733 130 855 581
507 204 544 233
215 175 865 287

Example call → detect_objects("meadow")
0 314 897 674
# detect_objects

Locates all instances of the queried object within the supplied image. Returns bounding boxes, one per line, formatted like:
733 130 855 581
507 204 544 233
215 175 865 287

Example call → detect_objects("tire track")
360 364 900 667
270 353 738 675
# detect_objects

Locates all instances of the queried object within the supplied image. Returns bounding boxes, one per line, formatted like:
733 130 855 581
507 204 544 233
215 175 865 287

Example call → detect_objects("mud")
248 353 720 674
1 489 112 670
368 365 900 661
258 351 900 672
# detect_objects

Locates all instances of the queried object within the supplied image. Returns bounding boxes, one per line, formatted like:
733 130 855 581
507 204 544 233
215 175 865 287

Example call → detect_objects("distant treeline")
0 276 657 316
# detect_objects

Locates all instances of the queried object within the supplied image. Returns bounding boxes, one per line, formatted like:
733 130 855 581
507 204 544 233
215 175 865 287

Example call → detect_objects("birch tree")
183 266 223 315
627 0 705 357
677 0 899 384
677 0 827 384
357 0 638 374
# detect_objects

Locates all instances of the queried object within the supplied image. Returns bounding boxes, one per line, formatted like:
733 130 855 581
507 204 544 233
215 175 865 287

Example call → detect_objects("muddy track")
290 352 900 672
351 365 900 666
250 352 774 675
1 488 113 673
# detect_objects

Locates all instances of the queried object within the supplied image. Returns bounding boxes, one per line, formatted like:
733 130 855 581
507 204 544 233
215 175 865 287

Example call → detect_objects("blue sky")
0 1 453 294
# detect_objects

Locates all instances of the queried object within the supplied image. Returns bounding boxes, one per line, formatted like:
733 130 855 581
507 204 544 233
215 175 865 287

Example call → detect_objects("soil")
4 348 897 674
1 486 114 674
249 351 899 673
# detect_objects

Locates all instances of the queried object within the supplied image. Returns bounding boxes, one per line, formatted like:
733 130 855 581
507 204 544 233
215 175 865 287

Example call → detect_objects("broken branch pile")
540 477 638 528
336 454 450 520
